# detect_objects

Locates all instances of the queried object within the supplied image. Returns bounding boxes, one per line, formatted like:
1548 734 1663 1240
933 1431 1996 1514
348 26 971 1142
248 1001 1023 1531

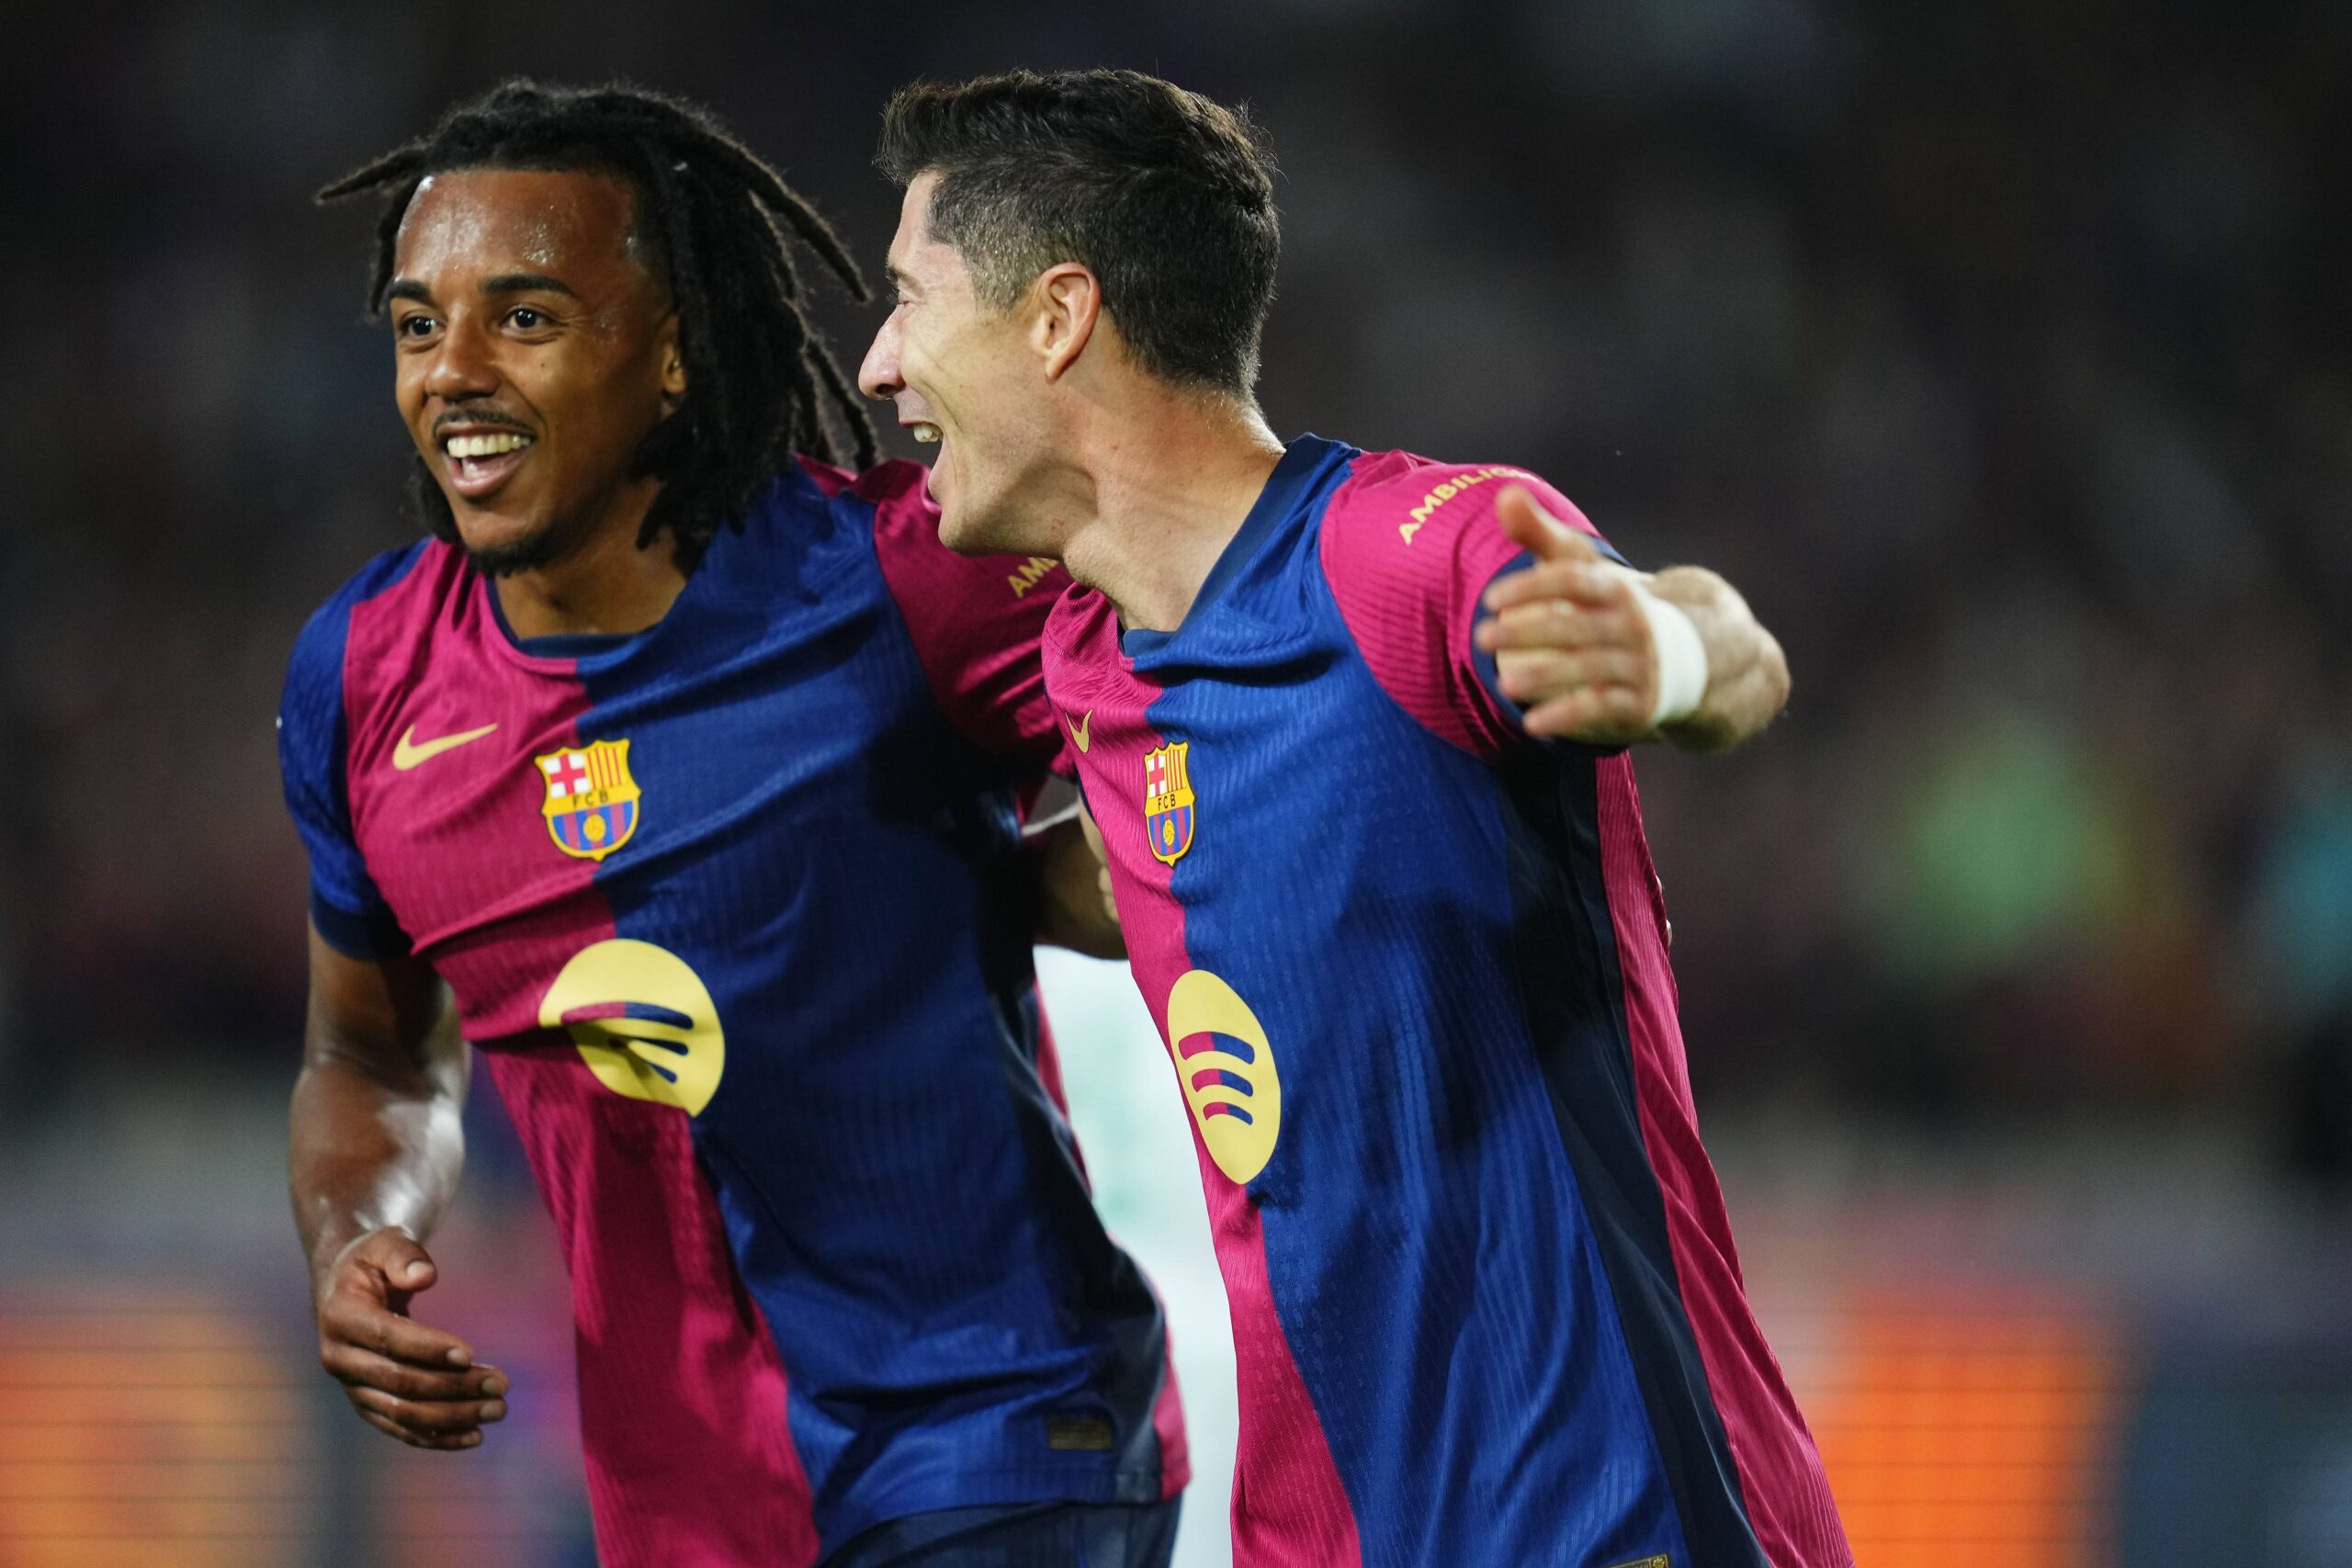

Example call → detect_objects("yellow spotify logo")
539 940 726 1117
1163 970 1282 1185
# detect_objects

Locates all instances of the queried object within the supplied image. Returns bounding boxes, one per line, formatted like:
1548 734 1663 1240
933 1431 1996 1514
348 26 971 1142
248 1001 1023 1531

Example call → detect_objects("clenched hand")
314 1226 507 1450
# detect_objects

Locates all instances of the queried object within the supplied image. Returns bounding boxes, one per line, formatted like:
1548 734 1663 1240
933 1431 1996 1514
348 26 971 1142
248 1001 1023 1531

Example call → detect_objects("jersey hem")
820 1459 1171 1559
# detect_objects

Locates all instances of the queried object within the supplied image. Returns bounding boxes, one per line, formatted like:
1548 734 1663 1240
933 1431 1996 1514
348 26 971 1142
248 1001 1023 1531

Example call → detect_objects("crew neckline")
1119 434 1344 660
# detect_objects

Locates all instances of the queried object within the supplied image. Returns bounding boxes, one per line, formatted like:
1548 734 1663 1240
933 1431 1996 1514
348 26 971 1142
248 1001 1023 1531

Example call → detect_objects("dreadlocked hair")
319 78 877 571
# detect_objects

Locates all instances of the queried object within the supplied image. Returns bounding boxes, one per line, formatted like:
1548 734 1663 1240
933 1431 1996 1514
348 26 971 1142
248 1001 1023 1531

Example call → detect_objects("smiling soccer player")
279 81 1184 1568
862 70 1852 1568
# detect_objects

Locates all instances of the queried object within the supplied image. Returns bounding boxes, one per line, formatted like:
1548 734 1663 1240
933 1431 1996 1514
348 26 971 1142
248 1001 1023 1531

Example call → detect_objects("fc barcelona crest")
536 739 642 861
1144 742 1196 866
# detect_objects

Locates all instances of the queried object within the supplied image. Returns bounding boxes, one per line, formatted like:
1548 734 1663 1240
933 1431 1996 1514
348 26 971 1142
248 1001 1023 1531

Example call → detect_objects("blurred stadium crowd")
5 0 2346 1157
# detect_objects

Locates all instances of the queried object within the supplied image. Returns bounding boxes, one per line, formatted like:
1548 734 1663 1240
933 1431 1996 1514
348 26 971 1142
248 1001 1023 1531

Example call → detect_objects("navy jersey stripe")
279 540 428 953
1496 744 1769 1567
307 886 407 957
560 487 1172 1549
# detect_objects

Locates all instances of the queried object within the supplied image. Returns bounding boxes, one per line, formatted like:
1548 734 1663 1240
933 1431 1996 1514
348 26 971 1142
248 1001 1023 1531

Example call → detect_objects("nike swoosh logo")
1064 709 1092 754
393 722 500 771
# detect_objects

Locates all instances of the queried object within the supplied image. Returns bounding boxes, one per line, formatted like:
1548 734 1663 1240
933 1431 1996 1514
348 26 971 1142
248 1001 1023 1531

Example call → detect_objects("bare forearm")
289 934 503 1449
289 1049 465 1292
1476 489 1790 750
1032 814 1125 959
1647 566 1791 752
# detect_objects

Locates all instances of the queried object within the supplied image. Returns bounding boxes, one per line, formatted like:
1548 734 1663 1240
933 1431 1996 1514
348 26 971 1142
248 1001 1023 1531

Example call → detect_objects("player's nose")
857 313 901 402
424 317 501 403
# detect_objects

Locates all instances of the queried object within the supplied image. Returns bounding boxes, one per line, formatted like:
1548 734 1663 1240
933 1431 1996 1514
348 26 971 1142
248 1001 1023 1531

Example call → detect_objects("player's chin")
941 477 1047 560
932 497 1002 558
453 503 563 578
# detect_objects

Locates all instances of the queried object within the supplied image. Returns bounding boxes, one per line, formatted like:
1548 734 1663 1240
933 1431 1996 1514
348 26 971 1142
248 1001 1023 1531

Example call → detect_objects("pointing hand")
1474 487 1668 745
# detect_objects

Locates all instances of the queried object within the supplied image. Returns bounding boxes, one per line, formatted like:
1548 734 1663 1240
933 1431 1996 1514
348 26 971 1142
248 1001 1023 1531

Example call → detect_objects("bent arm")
1027 802 1125 960
289 927 468 1297
1645 566 1791 752
291 926 505 1448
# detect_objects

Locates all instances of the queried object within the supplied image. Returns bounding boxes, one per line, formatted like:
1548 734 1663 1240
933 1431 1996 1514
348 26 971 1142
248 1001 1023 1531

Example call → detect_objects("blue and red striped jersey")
1045 435 1850 1567
277 458 1185 1567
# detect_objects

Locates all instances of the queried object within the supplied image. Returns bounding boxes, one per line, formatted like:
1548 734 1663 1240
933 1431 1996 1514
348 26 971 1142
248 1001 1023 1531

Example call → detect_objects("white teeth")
911 423 942 446
445 433 532 458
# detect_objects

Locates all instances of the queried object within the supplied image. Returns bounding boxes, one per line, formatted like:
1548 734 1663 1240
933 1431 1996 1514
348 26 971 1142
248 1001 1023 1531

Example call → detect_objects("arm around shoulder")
1025 788 1125 960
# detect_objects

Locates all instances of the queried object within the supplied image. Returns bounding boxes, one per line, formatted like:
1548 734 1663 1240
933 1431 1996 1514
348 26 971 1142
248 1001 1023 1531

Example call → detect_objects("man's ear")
1032 263 1102 381
658 312 687 408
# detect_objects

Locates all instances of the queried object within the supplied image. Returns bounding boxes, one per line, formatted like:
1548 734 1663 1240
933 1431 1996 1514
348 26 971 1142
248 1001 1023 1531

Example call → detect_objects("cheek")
911 307 979 384
894 322 936 394
535 339 668 456
507 342 592 416
394 367 435 447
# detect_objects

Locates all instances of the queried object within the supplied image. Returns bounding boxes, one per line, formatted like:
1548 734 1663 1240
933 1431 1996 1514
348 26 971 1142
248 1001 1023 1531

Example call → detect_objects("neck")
1055 389 1285 634
488 480 687 639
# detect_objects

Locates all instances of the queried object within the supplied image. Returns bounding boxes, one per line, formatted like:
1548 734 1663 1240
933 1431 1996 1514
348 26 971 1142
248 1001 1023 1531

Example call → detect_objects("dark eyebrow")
885 261 915 292
482 272 581 299
385 278 432 306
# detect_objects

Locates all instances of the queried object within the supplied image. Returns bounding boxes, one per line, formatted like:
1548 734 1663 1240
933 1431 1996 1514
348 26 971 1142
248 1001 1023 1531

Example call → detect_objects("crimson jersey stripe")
1598 760 1851 1567
481 1053 818 1566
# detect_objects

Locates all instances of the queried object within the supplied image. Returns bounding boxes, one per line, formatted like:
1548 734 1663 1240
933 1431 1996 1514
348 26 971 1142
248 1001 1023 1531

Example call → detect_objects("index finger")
322 1291 477 1370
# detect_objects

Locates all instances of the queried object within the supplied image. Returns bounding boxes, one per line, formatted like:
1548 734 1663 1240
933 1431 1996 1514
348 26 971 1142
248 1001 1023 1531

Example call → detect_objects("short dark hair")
320 79 876 571
877 70 1280 396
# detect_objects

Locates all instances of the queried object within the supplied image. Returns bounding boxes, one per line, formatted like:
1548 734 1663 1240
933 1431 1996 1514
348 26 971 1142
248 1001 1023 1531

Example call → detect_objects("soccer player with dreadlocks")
277 81 1185 1567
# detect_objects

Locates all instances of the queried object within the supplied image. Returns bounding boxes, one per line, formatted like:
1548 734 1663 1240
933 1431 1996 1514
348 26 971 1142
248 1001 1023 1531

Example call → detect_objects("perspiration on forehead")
392 166 662 291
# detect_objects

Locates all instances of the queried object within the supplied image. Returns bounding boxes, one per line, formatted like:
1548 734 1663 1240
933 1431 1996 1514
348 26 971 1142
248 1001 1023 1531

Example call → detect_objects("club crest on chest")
1143 742 1196 866
536 739 641 861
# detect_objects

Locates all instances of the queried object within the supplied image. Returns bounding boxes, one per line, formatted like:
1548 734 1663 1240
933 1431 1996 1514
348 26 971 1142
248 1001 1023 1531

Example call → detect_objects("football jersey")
277 459 1185 1567
1044 436 1850 1567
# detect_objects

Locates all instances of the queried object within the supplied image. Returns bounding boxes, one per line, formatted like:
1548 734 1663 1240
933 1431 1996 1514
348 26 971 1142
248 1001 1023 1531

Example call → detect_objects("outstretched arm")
290 928 506 1450
1473 486 1790 751
1642 564 1791 751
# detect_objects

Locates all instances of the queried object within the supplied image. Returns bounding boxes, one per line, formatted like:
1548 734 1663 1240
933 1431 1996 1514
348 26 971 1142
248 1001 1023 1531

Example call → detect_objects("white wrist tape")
1624 581 1709 728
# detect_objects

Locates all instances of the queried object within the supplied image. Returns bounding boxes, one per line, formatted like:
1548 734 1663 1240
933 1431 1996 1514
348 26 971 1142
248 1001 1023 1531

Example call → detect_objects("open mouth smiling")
436 423 537 498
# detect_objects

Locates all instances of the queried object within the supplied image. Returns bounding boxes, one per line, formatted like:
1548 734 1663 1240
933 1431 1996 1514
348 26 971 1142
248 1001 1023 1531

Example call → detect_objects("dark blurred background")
4 3 2350 1564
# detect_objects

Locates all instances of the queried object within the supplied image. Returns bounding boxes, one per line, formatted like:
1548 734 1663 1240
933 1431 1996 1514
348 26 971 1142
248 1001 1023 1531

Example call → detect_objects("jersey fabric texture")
828 1496 1182 1568
1042 435 1850 1567
278 458 1185 1567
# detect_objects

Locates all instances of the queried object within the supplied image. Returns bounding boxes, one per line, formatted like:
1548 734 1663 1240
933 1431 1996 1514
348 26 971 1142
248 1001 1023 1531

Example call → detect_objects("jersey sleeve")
278 597 407 958
1317 453 1623 758
854 460 1073 769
